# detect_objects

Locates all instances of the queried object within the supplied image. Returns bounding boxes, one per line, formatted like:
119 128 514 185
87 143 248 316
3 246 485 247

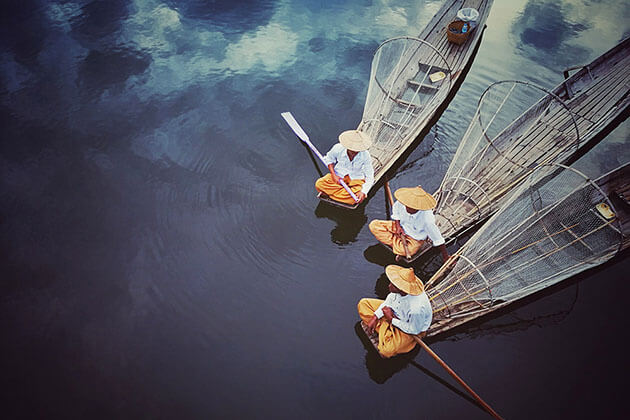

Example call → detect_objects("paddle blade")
281 112 309 142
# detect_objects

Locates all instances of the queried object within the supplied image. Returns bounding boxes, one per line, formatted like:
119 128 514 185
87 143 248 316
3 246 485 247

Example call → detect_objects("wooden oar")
413 336 503 420
384 180 412 260
281 112 359 203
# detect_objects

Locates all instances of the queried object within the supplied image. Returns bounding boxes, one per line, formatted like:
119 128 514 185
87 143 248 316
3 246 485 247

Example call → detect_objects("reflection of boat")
321 0 494 209
422 37 630 249
424 162 629 337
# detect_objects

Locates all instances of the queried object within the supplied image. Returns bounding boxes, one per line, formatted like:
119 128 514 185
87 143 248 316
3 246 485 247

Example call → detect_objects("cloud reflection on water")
0 0 455 175
512 0 629 69
117 0 436 96
1 1 629 416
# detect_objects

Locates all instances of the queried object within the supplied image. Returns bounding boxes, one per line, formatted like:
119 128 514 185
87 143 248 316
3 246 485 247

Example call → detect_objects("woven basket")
446 20 471 45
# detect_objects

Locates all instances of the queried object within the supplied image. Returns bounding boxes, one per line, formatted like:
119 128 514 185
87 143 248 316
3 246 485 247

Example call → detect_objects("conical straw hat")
394 186 437 210
385 265 425 295
338 130 372 152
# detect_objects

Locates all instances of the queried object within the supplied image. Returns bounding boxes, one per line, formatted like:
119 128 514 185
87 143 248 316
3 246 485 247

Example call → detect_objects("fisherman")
315 129 374 205
358 265 432 358
369 185 449 263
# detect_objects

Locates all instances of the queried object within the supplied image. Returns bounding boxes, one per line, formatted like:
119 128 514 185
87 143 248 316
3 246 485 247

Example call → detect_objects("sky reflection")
512 0 629 69
1 1 628 418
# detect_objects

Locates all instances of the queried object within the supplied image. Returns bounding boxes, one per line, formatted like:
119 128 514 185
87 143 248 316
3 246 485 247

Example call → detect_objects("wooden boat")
317 191 366 209
424 161 630 338
359 321 383 356
321 0 495 209
415 37 630 254
376 181 426 263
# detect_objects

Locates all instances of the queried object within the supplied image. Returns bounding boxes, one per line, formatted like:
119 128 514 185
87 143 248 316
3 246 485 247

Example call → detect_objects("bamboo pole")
414 337 503 420
385 181 412 260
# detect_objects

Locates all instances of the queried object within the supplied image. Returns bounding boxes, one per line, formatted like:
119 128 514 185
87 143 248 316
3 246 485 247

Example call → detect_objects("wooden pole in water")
414 337 503 420
385 180 412 260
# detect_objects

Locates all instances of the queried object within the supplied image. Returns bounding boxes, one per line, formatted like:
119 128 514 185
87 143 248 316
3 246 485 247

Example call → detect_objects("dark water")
1 0 628 418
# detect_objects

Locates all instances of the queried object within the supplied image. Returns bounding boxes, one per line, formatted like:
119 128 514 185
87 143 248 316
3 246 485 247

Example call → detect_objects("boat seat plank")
407 80 440 91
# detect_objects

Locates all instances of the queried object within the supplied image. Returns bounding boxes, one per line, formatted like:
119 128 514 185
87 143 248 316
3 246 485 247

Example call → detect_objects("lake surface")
1 0 628 418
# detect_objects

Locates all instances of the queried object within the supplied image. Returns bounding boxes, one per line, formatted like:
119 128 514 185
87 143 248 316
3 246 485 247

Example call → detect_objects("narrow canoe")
323 0 495 209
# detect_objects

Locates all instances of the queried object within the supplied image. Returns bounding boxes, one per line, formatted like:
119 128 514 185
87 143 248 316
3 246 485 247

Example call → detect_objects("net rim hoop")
434 187 482 227
358 118 405 140
455 254 494 309
530 162 624 257
436 175 493 214
475 80 581 168
434 208 461 234
371 36 453 87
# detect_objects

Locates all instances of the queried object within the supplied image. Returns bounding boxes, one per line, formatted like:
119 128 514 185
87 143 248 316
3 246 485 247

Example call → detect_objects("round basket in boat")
446 20 471 45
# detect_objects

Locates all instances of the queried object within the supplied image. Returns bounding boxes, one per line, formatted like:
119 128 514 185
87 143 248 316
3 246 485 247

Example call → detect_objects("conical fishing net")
427 163 622 324
434 81 580 241
359 36 452 179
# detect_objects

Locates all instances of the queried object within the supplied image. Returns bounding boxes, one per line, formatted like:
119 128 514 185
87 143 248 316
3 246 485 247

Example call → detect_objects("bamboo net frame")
360 37 452 176
426 163 622 321
433 80 580 241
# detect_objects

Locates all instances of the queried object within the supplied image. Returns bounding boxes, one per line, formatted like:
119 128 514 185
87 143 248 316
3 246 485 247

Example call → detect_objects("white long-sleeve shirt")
374 292 432 335
391 200 445 246
322 143 374 194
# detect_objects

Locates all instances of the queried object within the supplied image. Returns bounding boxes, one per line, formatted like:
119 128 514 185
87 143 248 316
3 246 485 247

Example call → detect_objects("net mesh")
434 81 580 240
360 37 451 177
427 164 622 321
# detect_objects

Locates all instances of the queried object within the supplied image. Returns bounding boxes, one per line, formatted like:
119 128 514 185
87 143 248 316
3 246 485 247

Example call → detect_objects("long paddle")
384 180 412 260
281 112 359 203
413 336 503 420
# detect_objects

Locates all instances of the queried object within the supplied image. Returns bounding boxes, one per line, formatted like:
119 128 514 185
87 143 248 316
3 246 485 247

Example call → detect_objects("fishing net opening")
429 164 622 323
360 37 452 176
435 80 580 239
429 255 494 320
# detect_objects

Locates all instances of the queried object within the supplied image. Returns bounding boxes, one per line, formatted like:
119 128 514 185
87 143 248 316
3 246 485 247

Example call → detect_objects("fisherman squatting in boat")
315 130 374 205
369 186 450 262
358 265 432 358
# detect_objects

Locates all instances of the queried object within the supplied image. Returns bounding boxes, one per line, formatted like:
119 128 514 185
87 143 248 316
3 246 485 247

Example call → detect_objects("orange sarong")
357 298 416 358
315 173 364 205
368 220 424 256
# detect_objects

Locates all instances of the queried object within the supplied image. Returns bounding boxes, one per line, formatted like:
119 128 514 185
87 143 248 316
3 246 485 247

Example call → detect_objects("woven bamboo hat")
338 129 372 152
394 186 437 210
385 265 425 295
